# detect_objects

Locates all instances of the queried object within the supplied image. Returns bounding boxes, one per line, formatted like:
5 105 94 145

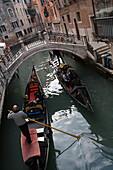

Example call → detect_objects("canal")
0 51 113 170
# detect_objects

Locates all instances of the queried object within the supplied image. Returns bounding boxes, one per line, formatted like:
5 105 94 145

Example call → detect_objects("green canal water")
0 51 113 170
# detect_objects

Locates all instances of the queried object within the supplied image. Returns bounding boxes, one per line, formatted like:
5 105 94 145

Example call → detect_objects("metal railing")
0 31 84 71
48 32 84 45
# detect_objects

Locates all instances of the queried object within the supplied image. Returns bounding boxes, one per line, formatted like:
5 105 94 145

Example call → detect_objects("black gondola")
49 52 93 112
21 66 49 170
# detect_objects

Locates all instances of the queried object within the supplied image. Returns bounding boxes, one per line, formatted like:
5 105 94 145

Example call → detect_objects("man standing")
7 105 32 144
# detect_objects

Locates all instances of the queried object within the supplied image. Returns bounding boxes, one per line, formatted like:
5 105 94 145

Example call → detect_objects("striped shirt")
7 111 28 126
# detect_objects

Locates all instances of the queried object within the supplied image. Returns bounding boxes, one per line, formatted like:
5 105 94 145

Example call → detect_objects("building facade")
11 0 34 39
55 0 94 41
48 0 61 32
0 0 20 44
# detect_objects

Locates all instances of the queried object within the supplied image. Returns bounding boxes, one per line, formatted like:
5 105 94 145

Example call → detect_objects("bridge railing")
0 31 86 73
26 39 44 50
0 48 24 68
48 32 84 45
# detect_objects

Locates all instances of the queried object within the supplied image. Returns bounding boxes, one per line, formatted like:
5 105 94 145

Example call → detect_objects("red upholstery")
29 92 35 100
29 85 39 100
30 88 39 92
30 85 38 89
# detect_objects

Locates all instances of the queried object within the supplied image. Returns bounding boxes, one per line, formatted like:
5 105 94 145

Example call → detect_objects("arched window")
8 8 14 17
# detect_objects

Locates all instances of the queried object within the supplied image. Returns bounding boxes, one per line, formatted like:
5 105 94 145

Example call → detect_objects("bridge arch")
5 42 86 83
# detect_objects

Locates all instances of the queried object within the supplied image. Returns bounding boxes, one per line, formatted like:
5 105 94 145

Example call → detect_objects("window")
8 8 14 17
67 14 71 23
62 16 65 22
56 0 61 8
30 27 32 32
76 12 81 22
28 18 31 23
40 0 44 6
54 7 57 17
4 35 8 39
0 27 3 33
27 28 31 33
37 13 42 21
20 20 24 26
24 29 27 35
16 31 23 39
50 9 54 17
16 8 19 15
12 21 19 29
20 8 23 15
0 25 7 32
31 18 34 23
17 0 19 2
25 9 28 15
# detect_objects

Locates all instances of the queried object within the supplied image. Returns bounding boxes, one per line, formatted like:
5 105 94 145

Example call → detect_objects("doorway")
63 23 68 37
74 18 80 40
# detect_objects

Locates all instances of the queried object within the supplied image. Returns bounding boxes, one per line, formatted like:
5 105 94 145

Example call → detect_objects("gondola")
21 66 49 170
49 51 93 112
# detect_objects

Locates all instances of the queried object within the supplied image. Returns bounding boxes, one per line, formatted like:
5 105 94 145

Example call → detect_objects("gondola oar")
28 118 98 143
28 118 81 139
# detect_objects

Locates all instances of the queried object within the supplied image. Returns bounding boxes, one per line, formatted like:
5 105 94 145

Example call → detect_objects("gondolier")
7 105 32 144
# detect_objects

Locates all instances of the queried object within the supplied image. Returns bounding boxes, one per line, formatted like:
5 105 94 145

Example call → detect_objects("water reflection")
1 51 113 170
49 54 113 169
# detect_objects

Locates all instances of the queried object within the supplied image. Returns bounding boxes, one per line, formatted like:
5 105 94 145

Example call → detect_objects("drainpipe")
91 0 98 35
111 42 113 64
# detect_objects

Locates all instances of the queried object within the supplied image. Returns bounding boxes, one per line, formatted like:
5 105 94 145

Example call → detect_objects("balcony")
94 17 113 39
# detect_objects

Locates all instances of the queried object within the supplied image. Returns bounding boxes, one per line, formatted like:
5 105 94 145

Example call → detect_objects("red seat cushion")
29 92 35 100
30 85 38 89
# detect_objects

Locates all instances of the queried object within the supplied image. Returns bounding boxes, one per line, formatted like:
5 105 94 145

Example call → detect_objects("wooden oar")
28 118 81 139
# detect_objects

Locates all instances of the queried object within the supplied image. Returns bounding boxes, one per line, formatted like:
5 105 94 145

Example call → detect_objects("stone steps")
89 42 111 58
98 48 110 55
96 45 110 53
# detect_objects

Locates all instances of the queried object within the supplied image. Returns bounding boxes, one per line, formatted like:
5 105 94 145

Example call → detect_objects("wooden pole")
28 118 81 139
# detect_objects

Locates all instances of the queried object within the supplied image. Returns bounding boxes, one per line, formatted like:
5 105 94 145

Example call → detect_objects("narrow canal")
0 51 113 170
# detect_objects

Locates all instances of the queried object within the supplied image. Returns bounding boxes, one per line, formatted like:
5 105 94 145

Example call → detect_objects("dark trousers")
19 123 31 143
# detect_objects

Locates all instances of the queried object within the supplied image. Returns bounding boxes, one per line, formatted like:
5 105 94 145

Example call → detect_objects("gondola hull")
21 66 49 170
49 52 93 112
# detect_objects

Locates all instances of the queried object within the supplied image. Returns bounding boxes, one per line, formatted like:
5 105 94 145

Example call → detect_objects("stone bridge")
2 33 89 83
